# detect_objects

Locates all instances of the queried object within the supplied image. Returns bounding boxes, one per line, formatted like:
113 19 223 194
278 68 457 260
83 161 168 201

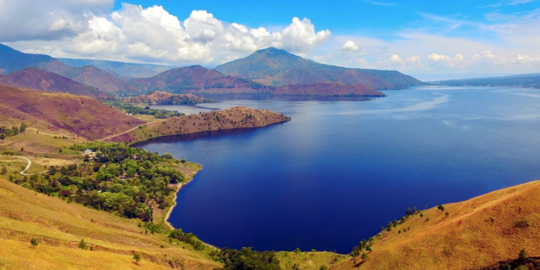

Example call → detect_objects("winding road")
16 156 47 176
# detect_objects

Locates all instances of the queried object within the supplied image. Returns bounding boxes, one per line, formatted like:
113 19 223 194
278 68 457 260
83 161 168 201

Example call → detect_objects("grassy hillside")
106 107 291 144
0 176 220 270
0 85 145 140
334 180 540 270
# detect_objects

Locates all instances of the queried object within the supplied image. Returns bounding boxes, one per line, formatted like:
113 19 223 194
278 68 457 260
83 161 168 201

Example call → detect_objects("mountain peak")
253 47 295 56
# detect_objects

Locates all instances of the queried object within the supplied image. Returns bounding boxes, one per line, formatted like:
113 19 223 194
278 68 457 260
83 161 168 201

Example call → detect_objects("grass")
0 177 221 270
276 251 348 270
334 180 540 270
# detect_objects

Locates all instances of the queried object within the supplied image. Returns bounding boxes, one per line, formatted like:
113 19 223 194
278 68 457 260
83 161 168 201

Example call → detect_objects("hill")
0 85 144 140
0 43 129 93
0 68 109 99
334 180 540 270
124 65 271 94
215 47 423 89
0 175 219 270
106 106 291 144
124 91 214 105
58 58 175 78
437 74 540 89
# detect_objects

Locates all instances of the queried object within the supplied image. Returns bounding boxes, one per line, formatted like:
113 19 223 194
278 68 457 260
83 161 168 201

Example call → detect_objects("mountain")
215 47 423 89
0 68 109 99
334 180 540 270
124 91 214 105
437 73 540 89
58 58 175 78
0 85 144 140
0 43 57 74
0 43 128 93
125 65 271 94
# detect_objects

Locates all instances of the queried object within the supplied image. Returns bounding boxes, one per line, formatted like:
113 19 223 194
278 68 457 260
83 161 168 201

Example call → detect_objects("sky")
1 0 539 80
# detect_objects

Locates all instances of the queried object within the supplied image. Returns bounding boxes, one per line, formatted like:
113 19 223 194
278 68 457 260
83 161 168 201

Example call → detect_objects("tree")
133 253 141 264
30 238 38 248
519 248 527 260
319 265 328 270
361 253 368 260
79 239 87 250
19 122 27 133
438 204 445 211
366 246 372 252
0 166 7 175
292 263 300 270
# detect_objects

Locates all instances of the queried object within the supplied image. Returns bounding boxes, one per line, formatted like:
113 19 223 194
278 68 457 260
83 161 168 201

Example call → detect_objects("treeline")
9 142 184 221
105 100 183 118
216 248 281 270
0 123 26 139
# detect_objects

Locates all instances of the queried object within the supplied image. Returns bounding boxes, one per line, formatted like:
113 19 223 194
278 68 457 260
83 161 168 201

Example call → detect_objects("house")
82 149 96 158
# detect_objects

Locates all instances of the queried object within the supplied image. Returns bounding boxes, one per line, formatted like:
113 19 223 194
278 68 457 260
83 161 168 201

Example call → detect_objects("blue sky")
1 0 540 80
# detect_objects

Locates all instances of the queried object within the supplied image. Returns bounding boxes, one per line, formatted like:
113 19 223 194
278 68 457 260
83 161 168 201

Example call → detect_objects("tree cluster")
10 142 185 221
105 101 183 118
216 247 281 270
0 123 26 139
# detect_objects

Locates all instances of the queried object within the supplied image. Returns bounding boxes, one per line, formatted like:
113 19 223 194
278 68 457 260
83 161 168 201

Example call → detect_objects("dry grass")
0 177 221 270
276 251 348 270
334 180 540 270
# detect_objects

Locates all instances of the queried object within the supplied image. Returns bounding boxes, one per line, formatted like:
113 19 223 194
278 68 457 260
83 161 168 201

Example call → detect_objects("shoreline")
164 165 202 230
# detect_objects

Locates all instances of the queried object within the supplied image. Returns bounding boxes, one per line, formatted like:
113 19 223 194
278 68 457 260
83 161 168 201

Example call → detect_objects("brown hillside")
124 91 214 105
106 106 291 144
0 68 109 99
274 82 385 96
334 180 540 270
0 85 144 140
0 177 219 269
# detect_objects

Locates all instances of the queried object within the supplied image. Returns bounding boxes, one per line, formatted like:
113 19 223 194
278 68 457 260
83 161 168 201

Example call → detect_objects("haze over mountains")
0 43 423 98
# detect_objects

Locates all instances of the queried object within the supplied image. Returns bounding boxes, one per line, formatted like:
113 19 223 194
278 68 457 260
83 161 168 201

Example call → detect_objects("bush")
361 253 368 260
519 249 527 260
515 219 530 228
79 239 87 250
30 238 38 248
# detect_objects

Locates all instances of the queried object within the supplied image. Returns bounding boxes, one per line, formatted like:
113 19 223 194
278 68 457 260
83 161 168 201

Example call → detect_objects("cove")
134 86 540 253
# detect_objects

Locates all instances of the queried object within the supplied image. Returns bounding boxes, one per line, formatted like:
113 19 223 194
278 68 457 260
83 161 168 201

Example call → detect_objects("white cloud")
0 0 113 42
428 53 451 61
341 40 359 52
4 4 331 66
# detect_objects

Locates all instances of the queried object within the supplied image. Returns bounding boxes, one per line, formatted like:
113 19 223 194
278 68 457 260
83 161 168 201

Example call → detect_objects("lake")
135 86 540 253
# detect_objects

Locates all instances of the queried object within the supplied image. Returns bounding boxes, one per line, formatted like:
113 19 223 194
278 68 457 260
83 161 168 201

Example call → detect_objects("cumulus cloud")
0 0 113 42
4 3 331 66
341 40 359 52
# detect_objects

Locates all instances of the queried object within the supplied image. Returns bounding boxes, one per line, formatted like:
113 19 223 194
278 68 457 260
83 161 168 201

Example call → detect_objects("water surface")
136 86 540 253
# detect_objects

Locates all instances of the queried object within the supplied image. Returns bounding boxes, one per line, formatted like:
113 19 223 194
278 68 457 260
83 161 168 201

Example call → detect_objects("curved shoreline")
164 166 202 230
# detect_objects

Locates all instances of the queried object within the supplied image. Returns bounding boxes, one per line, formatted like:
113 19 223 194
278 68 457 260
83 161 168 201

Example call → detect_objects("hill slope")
124 91 214 105
0 68 109 99
106 106 291 144
437 74 540 89
0 44 57 75
335 180 540 270
0 85 144 140
215 47 423 89
0 176 219 270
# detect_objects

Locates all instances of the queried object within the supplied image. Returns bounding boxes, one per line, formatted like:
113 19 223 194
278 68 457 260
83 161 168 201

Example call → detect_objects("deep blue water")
136 86 540 253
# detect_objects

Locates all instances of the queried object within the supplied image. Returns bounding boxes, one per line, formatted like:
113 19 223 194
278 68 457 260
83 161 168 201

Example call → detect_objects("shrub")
320 265 328 270
133 253 141 263
361 253 368 260
79 239 87 250
515 219 530 228
519 249 527 260
30 238 38 248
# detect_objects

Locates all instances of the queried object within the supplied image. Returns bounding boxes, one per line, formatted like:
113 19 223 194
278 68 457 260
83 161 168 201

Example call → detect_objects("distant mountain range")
0 43 424 97
124 91 214 105
58 58 174 79
436 73 540 89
